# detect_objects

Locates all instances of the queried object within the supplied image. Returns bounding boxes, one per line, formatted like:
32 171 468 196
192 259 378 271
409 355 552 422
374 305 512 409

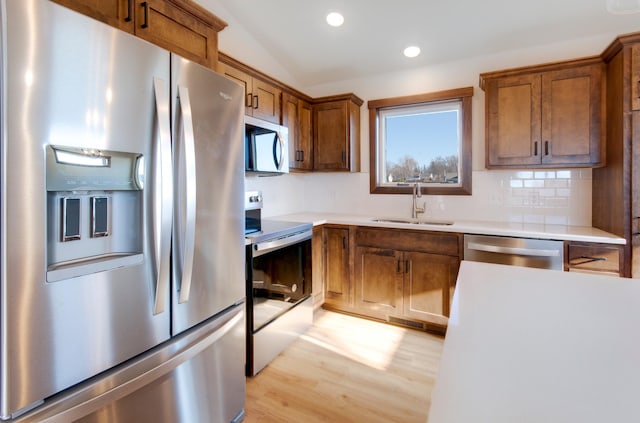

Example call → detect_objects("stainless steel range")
245 191 313 376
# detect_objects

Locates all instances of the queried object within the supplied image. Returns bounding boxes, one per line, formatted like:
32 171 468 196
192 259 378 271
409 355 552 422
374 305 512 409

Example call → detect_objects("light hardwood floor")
244 309 444 423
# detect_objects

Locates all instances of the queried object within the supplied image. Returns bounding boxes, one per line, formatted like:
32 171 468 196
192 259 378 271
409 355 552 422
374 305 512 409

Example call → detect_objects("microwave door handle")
152 77 172 315
176 85 197 304
272 133 280 169
273 131 285 170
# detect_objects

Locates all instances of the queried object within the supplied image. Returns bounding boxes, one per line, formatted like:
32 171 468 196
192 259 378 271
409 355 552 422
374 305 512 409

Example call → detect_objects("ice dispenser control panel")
46 146 144 282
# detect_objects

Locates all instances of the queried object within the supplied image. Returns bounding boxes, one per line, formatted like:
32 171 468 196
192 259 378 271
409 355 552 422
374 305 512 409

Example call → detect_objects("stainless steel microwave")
245 116 289 175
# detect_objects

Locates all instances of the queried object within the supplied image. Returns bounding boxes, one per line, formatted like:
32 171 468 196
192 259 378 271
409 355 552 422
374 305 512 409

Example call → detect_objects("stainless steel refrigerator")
0 1 246 421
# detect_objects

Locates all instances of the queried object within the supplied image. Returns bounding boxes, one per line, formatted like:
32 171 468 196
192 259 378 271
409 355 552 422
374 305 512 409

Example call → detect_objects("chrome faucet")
412 182 425 219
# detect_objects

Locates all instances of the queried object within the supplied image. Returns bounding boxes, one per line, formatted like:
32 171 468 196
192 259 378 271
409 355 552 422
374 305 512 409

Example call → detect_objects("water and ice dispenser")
46 145 144 282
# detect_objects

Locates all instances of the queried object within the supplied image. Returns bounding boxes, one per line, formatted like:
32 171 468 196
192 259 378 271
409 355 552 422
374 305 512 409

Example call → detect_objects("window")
368 87 473 195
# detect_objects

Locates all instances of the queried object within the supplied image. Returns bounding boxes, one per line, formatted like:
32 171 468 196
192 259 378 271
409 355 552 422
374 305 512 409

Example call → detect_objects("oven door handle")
253 230 312 256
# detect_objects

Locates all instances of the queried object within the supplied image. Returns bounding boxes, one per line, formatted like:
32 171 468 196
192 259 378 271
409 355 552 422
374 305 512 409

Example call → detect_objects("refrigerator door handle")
176 85 197 304
152 77 172 315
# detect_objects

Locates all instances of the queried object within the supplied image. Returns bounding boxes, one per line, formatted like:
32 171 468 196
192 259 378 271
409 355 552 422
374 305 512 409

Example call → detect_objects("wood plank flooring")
244 309 444 423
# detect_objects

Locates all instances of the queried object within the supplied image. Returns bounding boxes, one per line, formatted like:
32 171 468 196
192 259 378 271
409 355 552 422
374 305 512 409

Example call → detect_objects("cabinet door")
221 65 253 114
311 226 325 308
632 44 640 111
314 100 349 170
354 246 403 319
251 79 281 124
51 0 134 32
283 93 299 168
403 252 458 326
541 64 603 166
134 0 218 69
486 74 542 167
298 100 314 170
284 95 313 171
324 227 351 308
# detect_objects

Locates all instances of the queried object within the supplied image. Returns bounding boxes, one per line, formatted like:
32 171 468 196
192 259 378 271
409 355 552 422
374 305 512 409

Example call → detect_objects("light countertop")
270 212 625 245
428 261 640 422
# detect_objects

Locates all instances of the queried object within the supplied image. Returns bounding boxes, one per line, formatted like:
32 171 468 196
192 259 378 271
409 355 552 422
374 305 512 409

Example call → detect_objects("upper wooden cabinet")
480 59 605 169
221 64 282 124
313 94 363 172
283 93 313 170
51 0 226 69
632 44 640 111
218 54 362 172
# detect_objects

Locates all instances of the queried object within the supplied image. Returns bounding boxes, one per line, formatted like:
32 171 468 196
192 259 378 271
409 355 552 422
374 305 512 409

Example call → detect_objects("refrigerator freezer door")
0 1 171 417
12 304 246 423
171 55 246 335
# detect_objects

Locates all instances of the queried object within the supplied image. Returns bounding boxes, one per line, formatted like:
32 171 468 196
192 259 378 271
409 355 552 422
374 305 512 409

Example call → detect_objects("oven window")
250 239 311 331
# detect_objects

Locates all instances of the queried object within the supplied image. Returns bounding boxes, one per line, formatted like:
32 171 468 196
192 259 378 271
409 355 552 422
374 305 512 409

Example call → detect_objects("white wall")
204 0 621 226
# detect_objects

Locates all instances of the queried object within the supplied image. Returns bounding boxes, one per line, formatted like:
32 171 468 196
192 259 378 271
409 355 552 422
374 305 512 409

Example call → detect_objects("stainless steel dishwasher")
464 234 564 271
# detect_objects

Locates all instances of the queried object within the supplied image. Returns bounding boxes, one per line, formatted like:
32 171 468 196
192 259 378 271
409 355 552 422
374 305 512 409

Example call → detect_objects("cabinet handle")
141 1 149 29
544 141 549 156
397 260 402 273
342 236 346 250
300 150 304 162
405 260 409 273
633 217 640 235
125 0 133 22
246 93 252 108
341 151 345 164
253 95 259 110
571 256 606 266
534 141 538 156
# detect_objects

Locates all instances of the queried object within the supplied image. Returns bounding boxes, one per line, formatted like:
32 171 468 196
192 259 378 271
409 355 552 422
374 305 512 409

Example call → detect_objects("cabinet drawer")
566 242 622 276
356 227 460 256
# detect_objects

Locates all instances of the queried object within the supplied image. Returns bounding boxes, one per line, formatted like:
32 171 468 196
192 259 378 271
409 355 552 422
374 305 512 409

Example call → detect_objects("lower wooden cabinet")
323 226 352 309
322 225 462 333
354 246 403 319
402 251 458 327
565 241 623 276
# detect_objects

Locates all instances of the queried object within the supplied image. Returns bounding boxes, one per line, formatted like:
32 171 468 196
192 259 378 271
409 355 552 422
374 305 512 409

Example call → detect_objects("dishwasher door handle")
467 241 561 257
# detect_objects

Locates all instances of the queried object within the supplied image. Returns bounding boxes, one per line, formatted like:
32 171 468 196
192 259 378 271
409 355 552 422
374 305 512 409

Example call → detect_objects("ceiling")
211 0 640 87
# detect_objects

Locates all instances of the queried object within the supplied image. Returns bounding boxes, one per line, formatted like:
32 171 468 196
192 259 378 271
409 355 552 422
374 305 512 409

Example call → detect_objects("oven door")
249 231 312 332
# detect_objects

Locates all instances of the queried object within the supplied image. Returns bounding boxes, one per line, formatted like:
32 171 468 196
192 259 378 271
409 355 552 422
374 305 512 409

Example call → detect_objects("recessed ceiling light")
403 46 421 58
326 12 344 27
606 0 640 14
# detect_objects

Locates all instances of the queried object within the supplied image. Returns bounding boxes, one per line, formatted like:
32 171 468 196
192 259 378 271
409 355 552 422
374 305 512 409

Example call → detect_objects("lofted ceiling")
208 0 640 87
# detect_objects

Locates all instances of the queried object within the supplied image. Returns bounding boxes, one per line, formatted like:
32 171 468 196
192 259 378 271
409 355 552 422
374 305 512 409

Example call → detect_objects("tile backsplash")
245 168 592 227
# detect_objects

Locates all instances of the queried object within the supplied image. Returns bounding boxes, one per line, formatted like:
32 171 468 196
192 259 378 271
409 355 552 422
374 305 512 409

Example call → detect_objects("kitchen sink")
372 217 454 226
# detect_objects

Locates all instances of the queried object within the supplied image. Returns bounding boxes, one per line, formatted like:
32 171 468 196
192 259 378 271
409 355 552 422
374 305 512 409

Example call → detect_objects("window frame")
368 87 473 195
